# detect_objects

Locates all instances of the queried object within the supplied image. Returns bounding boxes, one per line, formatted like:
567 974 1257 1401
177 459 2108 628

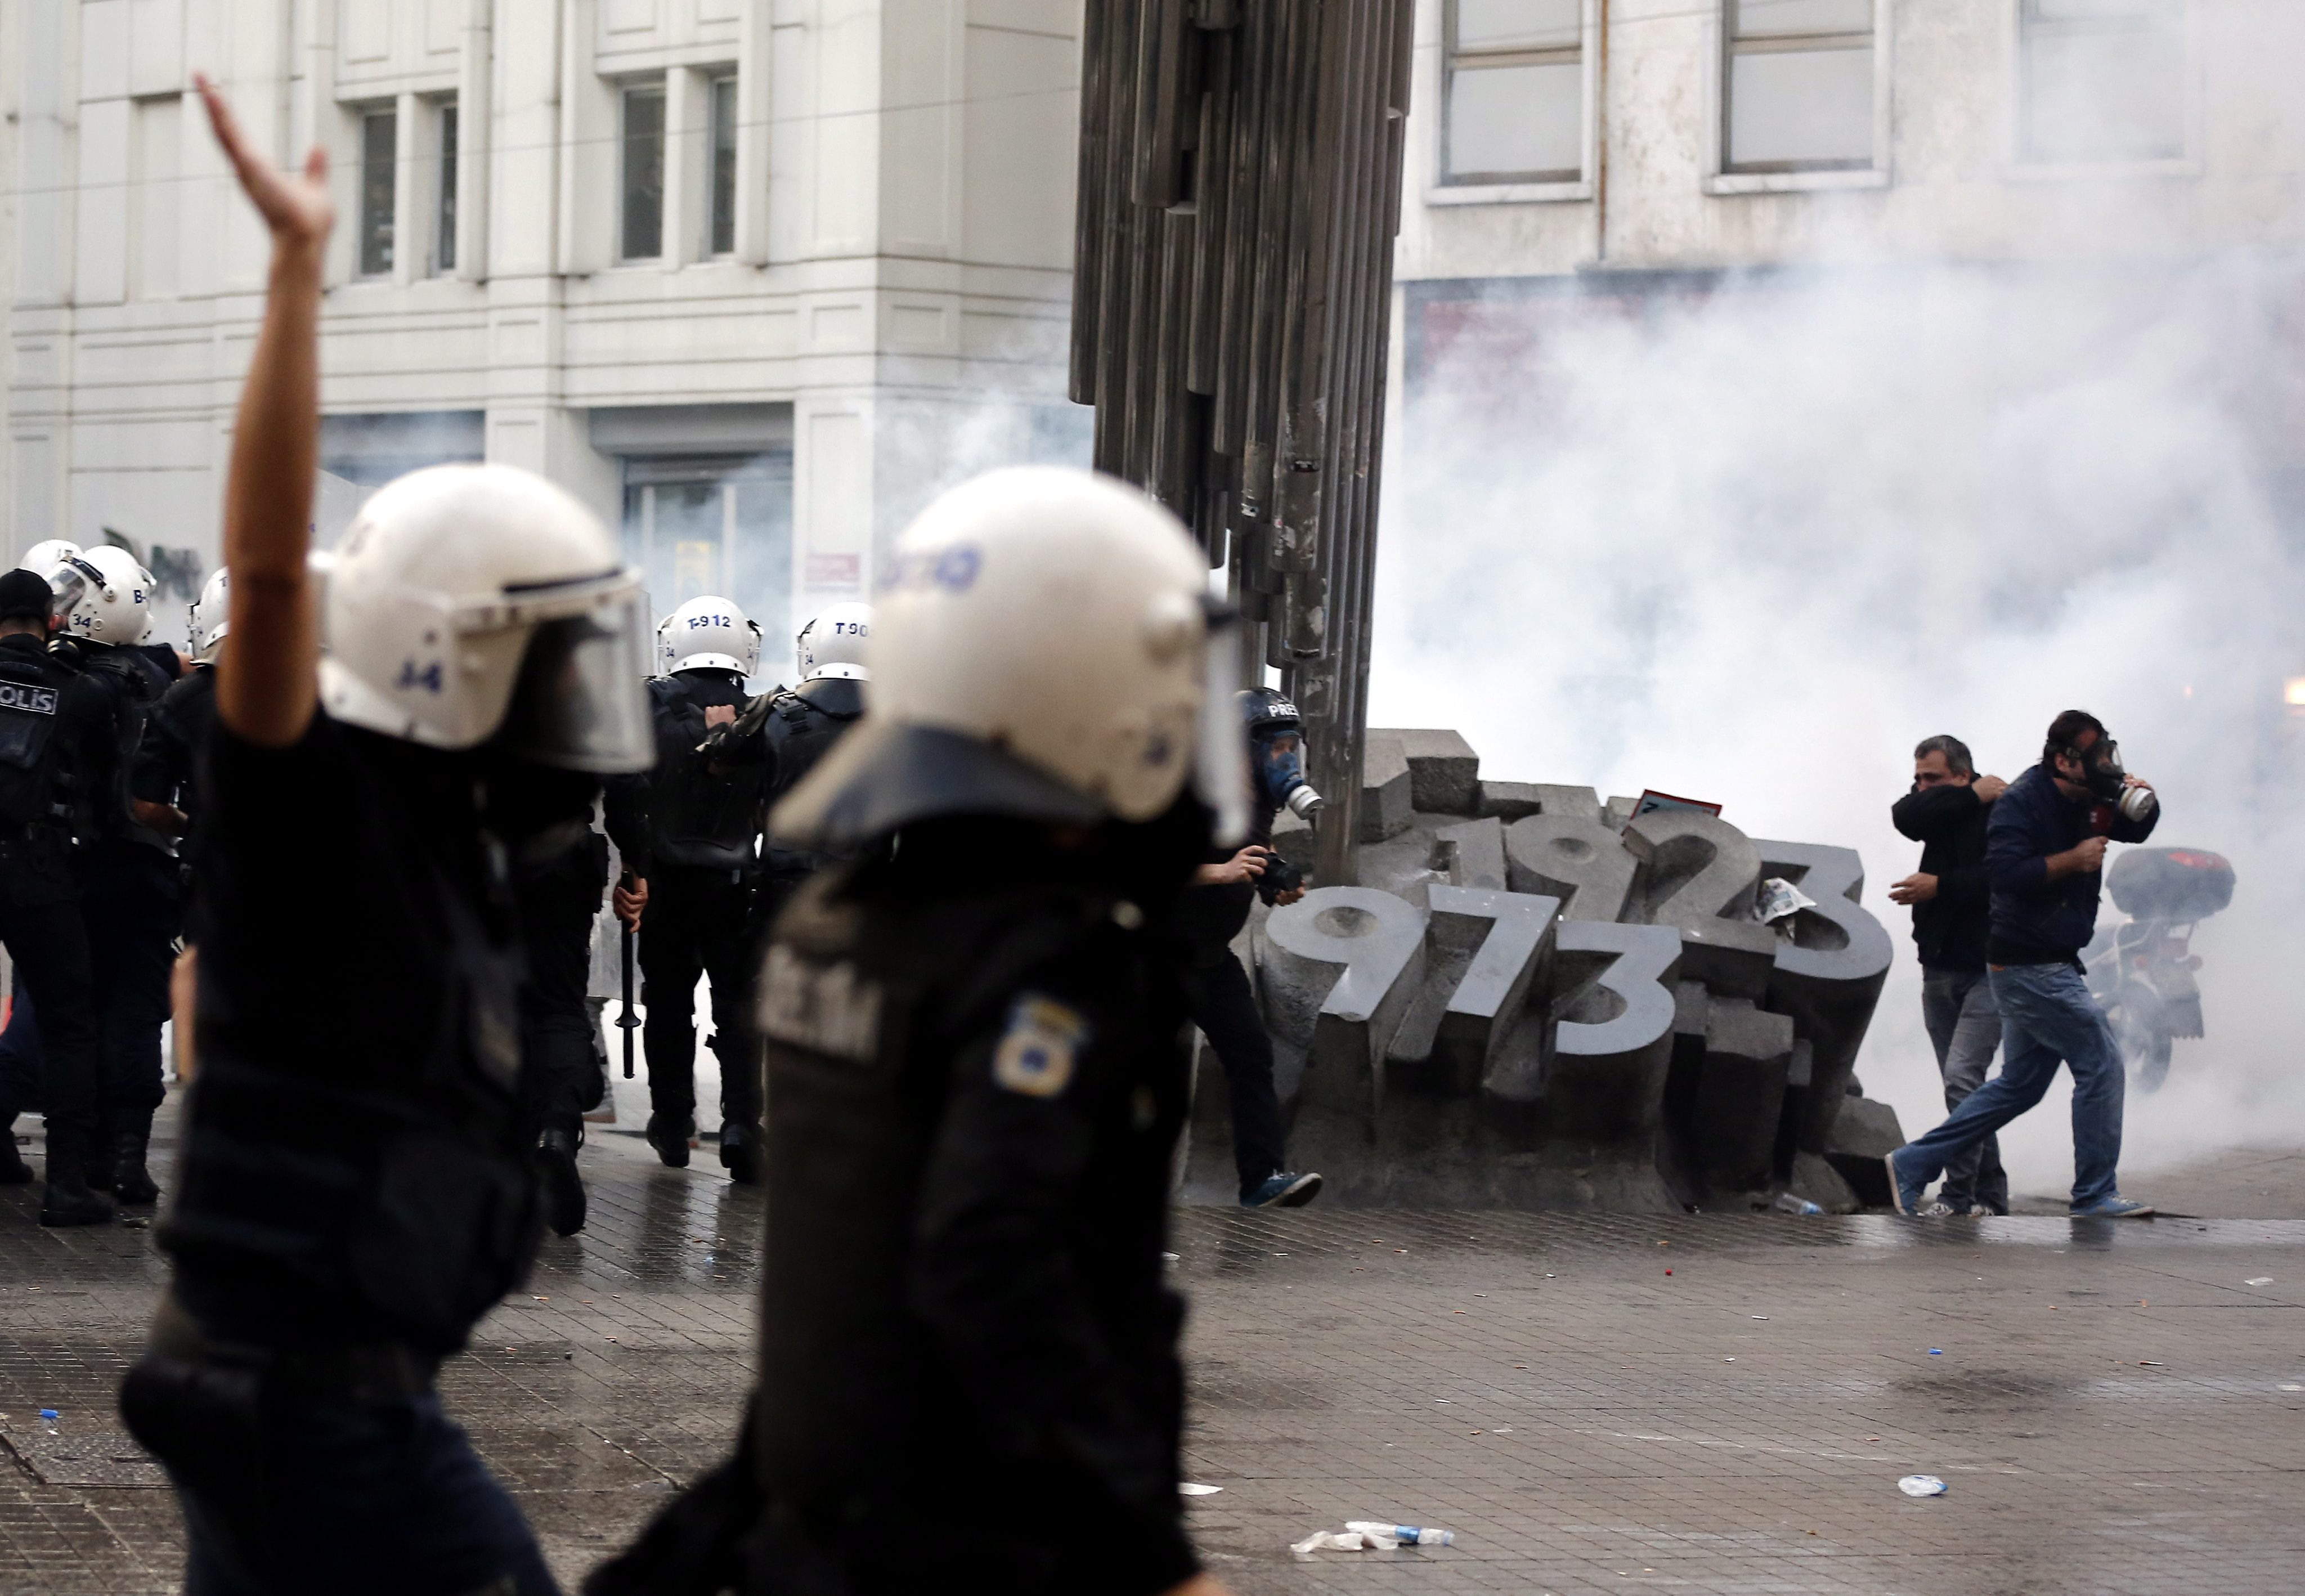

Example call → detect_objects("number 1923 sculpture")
1177 732 1908 1213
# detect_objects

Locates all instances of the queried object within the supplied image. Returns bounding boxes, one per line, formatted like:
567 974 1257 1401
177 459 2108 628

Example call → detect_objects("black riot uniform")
626 666 774 1172
508 765 647 1237
130 662 219 888
0 613 114 1222
591 795 1210 1596
127 714 559 1594
59 635 183 1200
702 673 866 924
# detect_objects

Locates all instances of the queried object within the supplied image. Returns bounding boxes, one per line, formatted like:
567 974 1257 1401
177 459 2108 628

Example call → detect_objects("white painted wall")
2 0 1086 651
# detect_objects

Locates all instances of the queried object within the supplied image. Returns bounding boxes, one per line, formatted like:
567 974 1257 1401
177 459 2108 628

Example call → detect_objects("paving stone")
0 1099 2299 1594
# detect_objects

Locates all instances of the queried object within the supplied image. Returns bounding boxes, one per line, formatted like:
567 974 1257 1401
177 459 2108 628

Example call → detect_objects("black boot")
719 1120 759 1186
40 1128 116 1228
538 1126 588 1236
645 1111 693 1169
0 1118 31 1186
113 1126 159 1206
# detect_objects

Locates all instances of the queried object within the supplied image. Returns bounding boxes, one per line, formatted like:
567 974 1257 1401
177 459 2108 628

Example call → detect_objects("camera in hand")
1255 848 1303 905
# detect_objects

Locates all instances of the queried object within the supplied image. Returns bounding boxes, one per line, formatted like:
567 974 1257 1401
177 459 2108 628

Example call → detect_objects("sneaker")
1917 1200 1958 1219
538 1127 588 1236
645 1112 693 1170
1242 1171 1323 1209
2069 1195 2155 1219
1966 1205 1997 1218
1884 1150 1925 1216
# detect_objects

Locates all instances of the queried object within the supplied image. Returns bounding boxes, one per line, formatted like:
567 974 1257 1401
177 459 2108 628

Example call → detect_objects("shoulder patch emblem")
992 995 1089 1099
758 944 882 1061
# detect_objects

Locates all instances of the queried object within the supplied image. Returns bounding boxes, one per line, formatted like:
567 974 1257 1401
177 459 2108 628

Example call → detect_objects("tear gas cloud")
1369 248 2305 1194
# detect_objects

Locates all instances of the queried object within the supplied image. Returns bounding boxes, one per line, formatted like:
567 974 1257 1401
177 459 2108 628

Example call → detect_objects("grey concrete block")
1505 813 1636 922
1477 781 1548 822
1824 1093 1907 1207
1262 887 1427 1146
1692 997 1796 1193
1603 794 1637 830
1375 728 1481 815
1545 921 1681 1142
1360 733 1413 843
1434 816 1507 890
1789 1150 1860 1214
1755 839 1893 1155
1623 810 1778 999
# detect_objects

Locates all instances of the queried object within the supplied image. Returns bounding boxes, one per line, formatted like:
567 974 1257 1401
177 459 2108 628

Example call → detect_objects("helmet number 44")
395 658 446 694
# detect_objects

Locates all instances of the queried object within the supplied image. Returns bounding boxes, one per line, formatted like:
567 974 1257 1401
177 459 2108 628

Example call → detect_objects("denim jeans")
1918 967 2008 1213
1897 960 2125 1209
177 1390 559 1596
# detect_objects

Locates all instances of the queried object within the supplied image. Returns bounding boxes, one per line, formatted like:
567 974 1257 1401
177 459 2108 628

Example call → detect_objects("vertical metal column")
1069 0 1414 885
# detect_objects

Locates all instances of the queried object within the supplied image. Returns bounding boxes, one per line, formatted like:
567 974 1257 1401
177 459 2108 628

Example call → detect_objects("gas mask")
2068 736 2156 823
1236 688 1326 819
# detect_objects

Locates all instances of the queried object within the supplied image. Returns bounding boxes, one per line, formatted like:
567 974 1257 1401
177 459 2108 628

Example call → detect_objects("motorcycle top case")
2106 847 2235 921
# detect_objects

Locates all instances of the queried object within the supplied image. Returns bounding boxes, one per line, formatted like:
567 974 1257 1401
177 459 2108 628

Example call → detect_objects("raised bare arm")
198 74 332 747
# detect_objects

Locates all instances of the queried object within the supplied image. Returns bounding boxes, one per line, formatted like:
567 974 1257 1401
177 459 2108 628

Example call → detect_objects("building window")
707 74 739 256
131 96 182 300
1442 0 1583 185
1721 0 1876 173
435 101 459 274
620 80 667 262
358 107 397 276
2018 0 2185 164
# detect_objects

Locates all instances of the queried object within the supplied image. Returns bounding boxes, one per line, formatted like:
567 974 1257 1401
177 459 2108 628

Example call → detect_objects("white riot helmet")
54 545 154 645
773 467 1245 849
319 463 653 772
189 567 230 663
795 603 871 683
656 594 761 678
18 540 80 575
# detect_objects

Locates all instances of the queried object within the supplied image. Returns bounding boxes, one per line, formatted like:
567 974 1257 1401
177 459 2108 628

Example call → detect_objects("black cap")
0 569 53 624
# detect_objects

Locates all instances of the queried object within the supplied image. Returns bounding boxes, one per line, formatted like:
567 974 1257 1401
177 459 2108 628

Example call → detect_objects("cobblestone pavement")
1 1105 2301 1594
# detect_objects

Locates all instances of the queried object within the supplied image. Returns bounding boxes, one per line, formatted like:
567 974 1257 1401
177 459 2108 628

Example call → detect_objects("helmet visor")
1196 605 1249 848
46 558 97 622
498 597 654 773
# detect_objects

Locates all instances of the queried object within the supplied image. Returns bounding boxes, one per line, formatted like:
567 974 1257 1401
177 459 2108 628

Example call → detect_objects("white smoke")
1369 250 2305 1199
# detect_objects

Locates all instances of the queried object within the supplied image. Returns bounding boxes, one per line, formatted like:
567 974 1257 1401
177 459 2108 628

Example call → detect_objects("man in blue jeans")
1888 710 2159 1219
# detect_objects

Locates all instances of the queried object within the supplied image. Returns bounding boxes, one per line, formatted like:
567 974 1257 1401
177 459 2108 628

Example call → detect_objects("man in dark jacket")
1889 710 2159 1219
1888 734 2010 1216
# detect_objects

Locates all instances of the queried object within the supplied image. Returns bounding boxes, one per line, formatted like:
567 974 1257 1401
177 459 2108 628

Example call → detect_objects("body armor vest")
749 859 1187 1511
647 674 767 873
162 764 541 1355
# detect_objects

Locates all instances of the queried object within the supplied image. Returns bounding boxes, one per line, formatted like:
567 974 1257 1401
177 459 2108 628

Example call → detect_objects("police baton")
617 870 640 1078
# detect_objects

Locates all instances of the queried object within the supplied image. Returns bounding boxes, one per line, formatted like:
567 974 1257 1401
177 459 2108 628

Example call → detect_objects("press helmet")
189 567 230 663
795 602 871 683
18 539 80 575
55 546 154 645
319 463 652 772
656 594 761 678
773 467 1245 848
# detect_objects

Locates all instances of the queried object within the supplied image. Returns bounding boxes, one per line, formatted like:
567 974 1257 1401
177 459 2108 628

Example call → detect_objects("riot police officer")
515 773 647 1238
1176 687 1324 1208
698 601 870 926
51 544 184 1205
629 595 775 1180
591 467 1239 1596
119 79 652 1595
130 564 226 860
0 567 113 1225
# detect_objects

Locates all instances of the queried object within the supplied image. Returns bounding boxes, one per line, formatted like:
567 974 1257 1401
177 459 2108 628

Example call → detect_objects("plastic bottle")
38 1409 58 1436
1345 1521 1455 1547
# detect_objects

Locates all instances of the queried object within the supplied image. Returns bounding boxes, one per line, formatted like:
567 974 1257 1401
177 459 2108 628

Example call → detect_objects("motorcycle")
2083 847 2234 1092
